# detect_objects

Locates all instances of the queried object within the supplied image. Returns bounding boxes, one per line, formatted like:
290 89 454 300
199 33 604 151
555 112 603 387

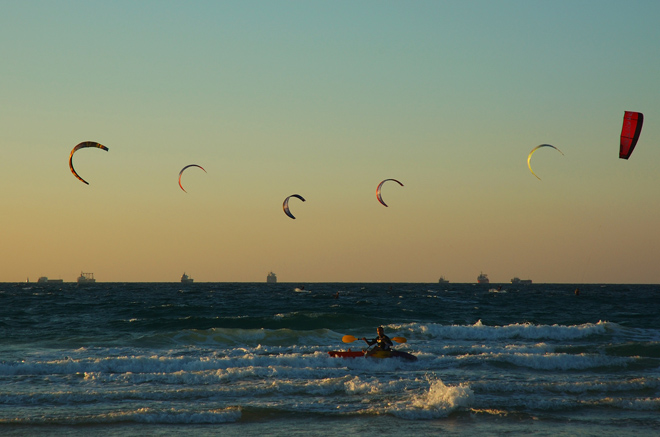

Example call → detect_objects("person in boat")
361 326 393 352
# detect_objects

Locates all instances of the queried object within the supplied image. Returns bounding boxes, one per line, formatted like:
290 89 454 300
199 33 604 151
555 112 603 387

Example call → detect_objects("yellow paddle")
342 335 407 344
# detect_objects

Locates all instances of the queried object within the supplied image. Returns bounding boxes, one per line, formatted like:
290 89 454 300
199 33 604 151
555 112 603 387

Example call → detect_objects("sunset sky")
1 0 659 283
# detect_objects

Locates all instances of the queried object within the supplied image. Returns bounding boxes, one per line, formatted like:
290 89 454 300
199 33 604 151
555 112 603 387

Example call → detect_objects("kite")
283 194 305 219
620 111 644 160
527 144 564 180
376 179 404 207
178 164 206 192
68 141 109 185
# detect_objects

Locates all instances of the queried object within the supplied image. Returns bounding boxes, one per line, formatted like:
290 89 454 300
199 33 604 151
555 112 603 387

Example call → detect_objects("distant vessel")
477 272 489 284
181 272 194 283
511 277 532 284
37 276 63 284
438 276 449 284
267 272 277 284
77 272 96 284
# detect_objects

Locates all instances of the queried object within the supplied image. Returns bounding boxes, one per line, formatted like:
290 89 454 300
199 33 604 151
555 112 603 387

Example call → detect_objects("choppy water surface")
1 282 658 435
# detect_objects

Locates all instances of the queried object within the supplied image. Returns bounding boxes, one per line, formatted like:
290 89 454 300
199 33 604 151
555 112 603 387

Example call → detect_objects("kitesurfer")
362 326 393 352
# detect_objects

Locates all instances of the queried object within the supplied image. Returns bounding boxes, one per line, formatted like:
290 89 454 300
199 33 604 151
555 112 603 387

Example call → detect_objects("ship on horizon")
37 276 63 284
77 272 96 284
511 277 532 284
267 272 277 284
438 276 449 284
181 272 194 283
477 272 489 284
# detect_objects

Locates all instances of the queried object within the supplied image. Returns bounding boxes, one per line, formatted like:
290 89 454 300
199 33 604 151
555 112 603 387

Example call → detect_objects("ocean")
1 282 658 436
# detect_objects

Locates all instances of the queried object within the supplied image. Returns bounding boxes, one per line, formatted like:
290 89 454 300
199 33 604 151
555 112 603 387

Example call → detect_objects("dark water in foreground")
1 282 659 435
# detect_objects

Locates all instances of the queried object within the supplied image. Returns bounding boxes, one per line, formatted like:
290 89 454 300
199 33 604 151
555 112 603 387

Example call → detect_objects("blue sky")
1 1 659 282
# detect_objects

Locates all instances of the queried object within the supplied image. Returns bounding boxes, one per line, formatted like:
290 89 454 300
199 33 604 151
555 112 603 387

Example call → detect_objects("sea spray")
390 375 474 420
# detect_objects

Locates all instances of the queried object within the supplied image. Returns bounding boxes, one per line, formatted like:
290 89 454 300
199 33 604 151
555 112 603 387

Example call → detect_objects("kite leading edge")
68 141 109 185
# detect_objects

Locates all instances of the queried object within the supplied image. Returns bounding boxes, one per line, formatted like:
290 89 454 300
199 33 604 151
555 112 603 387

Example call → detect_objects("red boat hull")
328 350 417 362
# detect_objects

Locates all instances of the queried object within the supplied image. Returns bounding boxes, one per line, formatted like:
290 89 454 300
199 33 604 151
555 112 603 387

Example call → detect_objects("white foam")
126 407 242 424
170 327 339 347
471 377 660 396
470 351 632 371
391 320 615 341
598 397 660 411
389 377 474 420
0 406 242 425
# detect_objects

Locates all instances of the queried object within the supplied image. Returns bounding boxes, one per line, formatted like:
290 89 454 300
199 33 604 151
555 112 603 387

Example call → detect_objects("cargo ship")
181 272 194 283
267 272 277 283
477 272 489 284
511 277 532 284
438 276 449 284
77 272 96 284
37 277 64 284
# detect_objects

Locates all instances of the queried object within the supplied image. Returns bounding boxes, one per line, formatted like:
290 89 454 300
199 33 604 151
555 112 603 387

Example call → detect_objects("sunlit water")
1 282 658 435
